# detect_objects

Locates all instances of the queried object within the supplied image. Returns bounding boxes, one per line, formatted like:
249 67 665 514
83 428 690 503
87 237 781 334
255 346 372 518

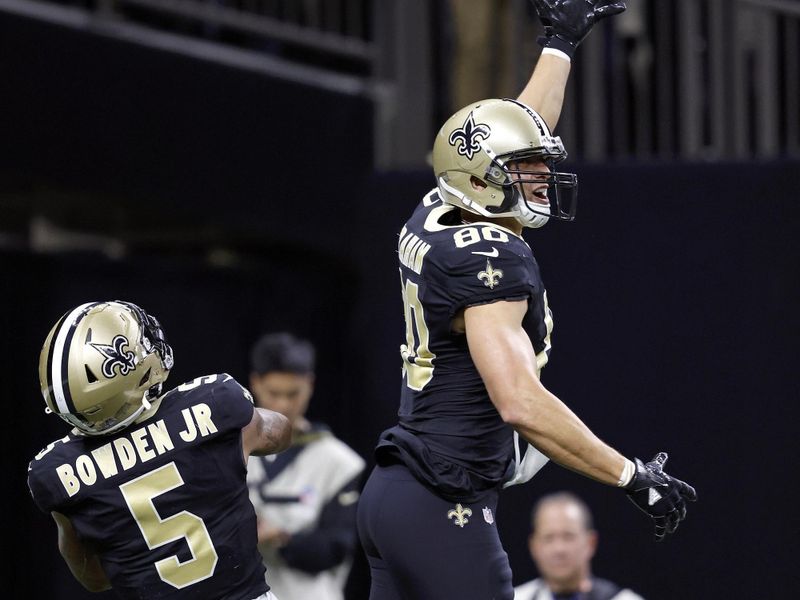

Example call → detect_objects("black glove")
625 452 697 541
531 0 627 58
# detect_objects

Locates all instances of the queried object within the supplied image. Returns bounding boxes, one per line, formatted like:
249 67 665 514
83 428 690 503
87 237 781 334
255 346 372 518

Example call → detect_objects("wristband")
542 34 577 59
617 458 636 487
541 47 572 63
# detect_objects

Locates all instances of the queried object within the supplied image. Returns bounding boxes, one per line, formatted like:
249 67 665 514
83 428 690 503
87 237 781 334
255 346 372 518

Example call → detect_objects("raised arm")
517 53 571 133
519 0 628 130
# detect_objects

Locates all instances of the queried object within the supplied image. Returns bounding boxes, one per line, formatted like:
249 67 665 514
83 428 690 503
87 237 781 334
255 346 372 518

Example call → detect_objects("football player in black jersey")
27 301 292 599
357 2 696 599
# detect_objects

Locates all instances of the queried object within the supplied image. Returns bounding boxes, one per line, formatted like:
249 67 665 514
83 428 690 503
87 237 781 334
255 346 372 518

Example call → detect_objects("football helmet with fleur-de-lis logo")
432 98 577 228
38 301 174 436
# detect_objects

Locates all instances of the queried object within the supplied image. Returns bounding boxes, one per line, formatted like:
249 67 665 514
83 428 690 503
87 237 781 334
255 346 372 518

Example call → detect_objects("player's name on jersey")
45 402 219 497
398 226 431 275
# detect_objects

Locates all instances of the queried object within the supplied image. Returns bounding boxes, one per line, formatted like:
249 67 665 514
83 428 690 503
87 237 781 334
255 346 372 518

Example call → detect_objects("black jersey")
27 373 268 600
376 191 553 502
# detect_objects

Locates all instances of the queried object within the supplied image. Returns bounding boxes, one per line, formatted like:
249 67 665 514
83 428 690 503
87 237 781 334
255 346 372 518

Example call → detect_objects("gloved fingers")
651 452 669 468
665 508 681 535
530 0 553 15
653 516 667 542
672 476 698 502
594 0 627 18
530 0 554 31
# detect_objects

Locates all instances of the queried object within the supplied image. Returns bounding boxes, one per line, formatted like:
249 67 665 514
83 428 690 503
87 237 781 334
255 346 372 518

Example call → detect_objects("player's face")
506 157 551 207
529 502 597 592
249 371 314 428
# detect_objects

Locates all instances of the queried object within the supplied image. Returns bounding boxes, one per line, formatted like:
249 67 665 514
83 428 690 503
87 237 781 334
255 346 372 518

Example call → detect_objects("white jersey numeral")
454 226 509 248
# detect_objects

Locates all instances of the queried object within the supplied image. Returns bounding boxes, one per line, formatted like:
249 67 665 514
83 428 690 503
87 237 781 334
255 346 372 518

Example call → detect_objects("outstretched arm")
465 299 697 540
466 299 626 484
52 511 111 592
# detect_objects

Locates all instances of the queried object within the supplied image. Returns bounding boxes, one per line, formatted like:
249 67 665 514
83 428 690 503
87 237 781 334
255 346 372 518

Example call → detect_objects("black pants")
356 463 514 600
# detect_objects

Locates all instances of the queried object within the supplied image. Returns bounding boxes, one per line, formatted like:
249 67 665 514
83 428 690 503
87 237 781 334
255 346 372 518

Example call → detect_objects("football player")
27 301 292 599
356 2 697 599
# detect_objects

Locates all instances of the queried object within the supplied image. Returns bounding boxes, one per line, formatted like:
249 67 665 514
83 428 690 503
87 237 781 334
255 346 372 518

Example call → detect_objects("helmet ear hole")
138 368 152 388
433 98 575 226
470 176 487 191
85 365 98 383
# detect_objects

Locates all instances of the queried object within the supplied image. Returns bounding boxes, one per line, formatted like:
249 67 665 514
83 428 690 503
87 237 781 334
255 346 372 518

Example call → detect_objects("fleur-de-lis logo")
447 503 473 528
448 112 491 160
90 335 136 378
478 260 504 289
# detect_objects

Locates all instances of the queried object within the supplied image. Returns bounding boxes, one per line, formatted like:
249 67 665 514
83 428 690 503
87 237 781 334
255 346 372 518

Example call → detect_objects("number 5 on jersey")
400 276 436 391
120 462 218 589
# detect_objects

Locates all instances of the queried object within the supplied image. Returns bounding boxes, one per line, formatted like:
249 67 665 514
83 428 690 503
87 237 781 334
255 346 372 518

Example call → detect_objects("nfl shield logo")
482 506 494 524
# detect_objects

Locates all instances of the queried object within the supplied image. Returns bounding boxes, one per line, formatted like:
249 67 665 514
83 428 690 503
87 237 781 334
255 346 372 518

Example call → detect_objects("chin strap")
516 195 550 229
68 393 154 437
437 176 480 214
439 176 530 224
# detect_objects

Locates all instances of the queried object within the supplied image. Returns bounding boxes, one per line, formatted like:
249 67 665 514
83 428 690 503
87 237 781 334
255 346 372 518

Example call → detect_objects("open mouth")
530 186 550 205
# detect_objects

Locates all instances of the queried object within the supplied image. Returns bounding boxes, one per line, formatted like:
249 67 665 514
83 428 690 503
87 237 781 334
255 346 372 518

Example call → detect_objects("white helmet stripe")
50 302 97 414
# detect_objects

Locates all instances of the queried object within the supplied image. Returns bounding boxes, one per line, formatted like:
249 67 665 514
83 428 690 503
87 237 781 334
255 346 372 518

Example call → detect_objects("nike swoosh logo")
471 247 499 257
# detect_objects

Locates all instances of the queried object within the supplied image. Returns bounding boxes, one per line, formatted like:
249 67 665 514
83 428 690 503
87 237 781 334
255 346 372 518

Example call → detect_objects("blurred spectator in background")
247 332 365 600
515 492 644 600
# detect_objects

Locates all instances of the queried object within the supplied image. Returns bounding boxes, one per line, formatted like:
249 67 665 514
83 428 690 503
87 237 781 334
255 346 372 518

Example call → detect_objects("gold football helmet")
432 98 577 228
39 301 174 436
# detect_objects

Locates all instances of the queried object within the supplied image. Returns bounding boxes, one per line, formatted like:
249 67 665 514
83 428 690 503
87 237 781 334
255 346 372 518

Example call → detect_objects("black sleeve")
277 474 362 574
432 240 539 317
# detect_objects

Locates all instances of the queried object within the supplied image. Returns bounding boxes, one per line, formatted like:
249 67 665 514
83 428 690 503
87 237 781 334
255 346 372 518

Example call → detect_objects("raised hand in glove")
531 0 627 58
625 452 697 541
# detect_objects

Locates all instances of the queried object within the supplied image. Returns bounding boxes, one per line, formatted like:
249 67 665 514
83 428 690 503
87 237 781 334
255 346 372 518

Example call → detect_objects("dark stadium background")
2 6 798 599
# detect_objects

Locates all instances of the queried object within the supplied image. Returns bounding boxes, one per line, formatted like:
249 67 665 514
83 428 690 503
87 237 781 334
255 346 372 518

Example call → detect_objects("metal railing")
0 0 434 168
100 0 374 65
529 0 800 161
1 0 798 164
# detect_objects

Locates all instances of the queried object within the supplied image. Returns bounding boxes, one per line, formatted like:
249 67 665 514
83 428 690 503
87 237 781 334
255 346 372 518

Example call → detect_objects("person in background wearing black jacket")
515 492 644 600
246 332 366 600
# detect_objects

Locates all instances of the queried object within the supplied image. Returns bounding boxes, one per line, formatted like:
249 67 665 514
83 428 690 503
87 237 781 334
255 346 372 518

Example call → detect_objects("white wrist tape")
617 458 636 487
542 47 572 63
